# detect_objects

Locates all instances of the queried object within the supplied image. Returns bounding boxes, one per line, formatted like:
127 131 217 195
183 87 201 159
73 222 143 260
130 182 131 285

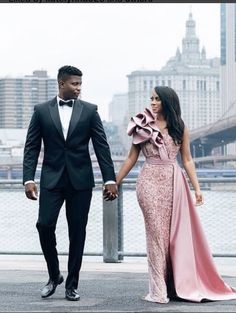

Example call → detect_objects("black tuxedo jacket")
23 97 116 190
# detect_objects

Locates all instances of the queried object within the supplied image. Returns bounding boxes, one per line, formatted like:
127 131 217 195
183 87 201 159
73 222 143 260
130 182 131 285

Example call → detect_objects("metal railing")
103 177 236 262
0 178 236 262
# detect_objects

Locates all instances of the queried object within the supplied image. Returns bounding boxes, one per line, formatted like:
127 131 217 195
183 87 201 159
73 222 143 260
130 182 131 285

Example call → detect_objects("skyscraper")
0 70 57 128
108 93 128 153
220 3 236 117
220 3 236 154
109 93 128 126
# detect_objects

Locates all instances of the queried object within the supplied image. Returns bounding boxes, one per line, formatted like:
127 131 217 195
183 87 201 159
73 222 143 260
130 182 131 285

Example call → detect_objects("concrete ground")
0 255 236 312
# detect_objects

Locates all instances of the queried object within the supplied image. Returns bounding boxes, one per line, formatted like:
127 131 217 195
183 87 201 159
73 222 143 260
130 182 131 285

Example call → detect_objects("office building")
0 70 57 128
127 13 221 130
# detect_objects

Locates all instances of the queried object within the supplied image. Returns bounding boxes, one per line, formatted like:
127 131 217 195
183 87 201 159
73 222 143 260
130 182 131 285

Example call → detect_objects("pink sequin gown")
127 108 236 304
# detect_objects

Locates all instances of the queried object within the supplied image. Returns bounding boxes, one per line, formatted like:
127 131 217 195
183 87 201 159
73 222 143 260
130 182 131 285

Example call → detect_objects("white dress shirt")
57 96 73 140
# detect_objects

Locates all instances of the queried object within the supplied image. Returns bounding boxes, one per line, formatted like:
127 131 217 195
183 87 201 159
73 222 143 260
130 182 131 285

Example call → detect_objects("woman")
116 86 236 303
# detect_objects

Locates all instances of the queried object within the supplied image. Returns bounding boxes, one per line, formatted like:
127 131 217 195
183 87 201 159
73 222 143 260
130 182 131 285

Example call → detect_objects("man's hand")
25 182 38 200
103 184 118 201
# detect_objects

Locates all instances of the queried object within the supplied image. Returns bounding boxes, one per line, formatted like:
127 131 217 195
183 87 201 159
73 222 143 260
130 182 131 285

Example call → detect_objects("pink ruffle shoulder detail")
127 108 164 148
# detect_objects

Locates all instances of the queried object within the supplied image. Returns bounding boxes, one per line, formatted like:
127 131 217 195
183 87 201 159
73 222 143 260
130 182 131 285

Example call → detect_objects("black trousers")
36 170 92 290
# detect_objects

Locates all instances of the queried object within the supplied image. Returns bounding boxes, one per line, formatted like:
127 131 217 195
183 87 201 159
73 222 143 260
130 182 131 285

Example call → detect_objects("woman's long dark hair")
154 86 185 145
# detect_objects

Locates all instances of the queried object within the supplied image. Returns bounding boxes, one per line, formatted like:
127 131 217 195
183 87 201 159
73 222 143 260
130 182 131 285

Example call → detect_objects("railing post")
117 184 124 261
103 196 119 263
103 183 124 263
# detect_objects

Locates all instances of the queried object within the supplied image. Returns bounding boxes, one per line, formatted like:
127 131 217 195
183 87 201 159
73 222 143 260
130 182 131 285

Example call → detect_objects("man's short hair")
57 65 83 81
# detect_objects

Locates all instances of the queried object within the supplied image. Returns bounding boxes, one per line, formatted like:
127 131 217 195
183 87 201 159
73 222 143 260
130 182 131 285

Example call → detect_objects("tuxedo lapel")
48 97 65 140
67 99 83 140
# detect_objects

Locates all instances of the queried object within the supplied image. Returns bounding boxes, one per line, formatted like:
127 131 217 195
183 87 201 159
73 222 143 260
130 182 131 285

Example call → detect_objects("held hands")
25 182 38 200
103 183 118 201
195 190 204 206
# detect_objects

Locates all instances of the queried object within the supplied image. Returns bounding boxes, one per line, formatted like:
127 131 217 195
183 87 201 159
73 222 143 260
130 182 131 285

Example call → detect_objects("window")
143 80 147 91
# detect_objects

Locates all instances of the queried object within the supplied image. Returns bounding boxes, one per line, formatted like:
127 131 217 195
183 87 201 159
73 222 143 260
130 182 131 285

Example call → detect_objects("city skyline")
0 3 220 120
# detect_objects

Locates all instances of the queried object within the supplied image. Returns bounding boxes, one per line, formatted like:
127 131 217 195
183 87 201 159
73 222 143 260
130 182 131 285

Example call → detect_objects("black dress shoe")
65 289 80 301
41 273 64 298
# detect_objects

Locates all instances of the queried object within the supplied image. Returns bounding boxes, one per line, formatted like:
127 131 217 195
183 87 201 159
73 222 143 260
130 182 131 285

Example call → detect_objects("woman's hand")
195 190 204 206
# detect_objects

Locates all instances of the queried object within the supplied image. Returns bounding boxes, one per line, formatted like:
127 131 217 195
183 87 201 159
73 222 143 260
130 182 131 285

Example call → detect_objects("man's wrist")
24 180 35 186
104 180 116 185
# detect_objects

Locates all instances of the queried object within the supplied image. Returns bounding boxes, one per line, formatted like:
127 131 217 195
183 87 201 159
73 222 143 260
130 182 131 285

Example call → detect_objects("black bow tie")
59 100 73 107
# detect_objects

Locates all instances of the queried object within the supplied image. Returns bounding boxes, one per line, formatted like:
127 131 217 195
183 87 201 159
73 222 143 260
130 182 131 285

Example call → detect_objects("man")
23 65 117 301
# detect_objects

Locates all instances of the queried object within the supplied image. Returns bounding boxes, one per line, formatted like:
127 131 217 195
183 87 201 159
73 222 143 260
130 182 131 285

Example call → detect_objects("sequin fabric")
136 134 180 303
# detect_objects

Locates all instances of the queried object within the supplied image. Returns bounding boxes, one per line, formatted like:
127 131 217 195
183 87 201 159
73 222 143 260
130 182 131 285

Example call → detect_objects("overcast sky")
0 3 220 120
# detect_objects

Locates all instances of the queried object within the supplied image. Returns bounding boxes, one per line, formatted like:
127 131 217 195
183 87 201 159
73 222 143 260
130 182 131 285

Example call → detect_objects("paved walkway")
0 255 236 312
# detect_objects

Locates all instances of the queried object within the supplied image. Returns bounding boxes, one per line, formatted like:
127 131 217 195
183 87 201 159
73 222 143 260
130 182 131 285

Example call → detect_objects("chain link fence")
0 181 104 255
0 179 236 258
120 179 236 257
